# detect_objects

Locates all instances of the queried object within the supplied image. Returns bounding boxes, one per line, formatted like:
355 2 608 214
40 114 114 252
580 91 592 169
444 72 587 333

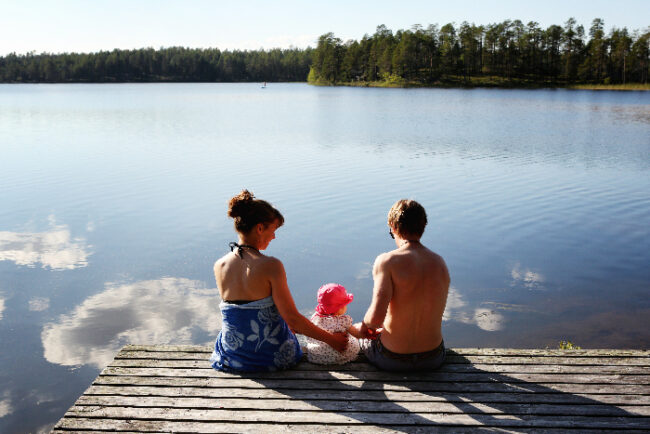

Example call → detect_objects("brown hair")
388 199 427 238
228 189 284 233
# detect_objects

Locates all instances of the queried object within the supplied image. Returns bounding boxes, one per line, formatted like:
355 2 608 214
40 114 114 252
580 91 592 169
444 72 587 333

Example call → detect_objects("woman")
210 190 348 372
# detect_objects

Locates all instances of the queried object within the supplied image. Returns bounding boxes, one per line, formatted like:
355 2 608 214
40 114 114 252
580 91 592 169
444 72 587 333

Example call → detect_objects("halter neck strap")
229 242 260 258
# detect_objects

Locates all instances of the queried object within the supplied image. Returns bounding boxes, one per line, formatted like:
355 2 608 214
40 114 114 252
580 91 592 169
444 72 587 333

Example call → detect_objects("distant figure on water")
351 199 450 371
210 190 347 372
306 283 362 365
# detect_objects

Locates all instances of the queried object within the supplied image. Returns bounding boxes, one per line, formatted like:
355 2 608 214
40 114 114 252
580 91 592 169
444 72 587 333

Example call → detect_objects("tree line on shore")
0 18 648 86
310 19 649 86
0 47 312 82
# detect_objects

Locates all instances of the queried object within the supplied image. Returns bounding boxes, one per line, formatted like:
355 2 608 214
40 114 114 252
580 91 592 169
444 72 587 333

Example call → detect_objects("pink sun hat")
315 283 354 315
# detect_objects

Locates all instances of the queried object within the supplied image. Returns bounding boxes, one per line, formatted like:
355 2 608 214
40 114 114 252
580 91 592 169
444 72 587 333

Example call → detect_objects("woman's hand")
328 332 349 353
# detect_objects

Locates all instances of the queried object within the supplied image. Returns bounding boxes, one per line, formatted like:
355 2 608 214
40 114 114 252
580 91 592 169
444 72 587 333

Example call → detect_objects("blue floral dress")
210 296 303 372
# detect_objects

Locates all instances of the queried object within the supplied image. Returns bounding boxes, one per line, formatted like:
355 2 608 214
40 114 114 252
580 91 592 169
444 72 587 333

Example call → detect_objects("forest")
0 47 312 82
310 19 649 86
0 18 648 86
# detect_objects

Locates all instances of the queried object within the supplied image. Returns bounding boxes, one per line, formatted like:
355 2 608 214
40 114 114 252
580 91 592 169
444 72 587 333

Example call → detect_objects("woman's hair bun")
228 189 254 218
226 189 284 233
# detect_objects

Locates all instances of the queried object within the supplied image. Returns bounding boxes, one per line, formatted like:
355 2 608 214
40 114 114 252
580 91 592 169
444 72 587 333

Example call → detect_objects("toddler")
306 283 361 364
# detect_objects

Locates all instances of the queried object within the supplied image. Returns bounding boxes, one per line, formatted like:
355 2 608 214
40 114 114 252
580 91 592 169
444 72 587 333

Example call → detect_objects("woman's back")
210 189 348 373
214 249 275 302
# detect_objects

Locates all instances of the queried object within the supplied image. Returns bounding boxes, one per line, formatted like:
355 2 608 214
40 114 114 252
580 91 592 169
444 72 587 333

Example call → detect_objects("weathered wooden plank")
60 406 650 429
73 395 650 416
100 366 650 385
107 358 650 374
83 384 650 405
436 363 650 374
53 345 650 433
92 375 649 394
446 355 650 366
115 350 209 360
121 345 650 357
450 348 650 357
56 418 623 434
115 351 650 366
111 356 381 371
123 344 210 352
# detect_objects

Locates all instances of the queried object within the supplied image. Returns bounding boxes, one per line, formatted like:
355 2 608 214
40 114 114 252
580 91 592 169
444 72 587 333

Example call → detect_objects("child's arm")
348 322 365 339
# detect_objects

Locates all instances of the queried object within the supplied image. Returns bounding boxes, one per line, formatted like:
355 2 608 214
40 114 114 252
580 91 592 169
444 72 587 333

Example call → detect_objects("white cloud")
34 424 57 434
41 278 220 369
442 286 467 321
29 297 50 312
511 263 545 290
442 286 469 323
355 261 373 280
0 392 12 418
473 308 505 331
0 297 5 321
443 287 505 331
0 218 91 270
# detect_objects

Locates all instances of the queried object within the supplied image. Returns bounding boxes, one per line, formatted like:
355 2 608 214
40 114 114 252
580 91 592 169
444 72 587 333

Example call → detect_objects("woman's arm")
267 258 348 352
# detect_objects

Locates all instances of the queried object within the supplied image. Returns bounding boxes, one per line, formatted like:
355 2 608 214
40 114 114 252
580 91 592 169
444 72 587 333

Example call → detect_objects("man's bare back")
367 241 449 353
354 199 450 358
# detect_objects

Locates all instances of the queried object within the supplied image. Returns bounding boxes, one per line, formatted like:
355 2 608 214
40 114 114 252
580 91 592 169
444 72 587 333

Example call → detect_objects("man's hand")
329 332 349 353
351 322 381 340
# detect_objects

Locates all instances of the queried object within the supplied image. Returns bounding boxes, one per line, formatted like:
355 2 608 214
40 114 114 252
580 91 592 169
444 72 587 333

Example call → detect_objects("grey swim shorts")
362 337 446 372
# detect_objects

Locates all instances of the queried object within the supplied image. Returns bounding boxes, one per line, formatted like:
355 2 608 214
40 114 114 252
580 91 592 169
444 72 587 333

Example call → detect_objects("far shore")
308 77 650 91
2 79 648 91
568 83 650 91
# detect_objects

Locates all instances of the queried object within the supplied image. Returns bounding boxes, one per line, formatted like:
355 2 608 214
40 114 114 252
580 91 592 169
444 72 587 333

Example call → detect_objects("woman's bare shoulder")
259 255 285 275
213 252 233 270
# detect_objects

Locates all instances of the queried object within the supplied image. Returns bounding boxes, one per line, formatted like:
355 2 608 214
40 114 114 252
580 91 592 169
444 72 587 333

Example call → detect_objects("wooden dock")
54 345 650 433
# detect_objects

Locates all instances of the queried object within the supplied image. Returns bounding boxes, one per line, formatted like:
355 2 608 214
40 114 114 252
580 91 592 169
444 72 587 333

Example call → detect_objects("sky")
1 0 648 55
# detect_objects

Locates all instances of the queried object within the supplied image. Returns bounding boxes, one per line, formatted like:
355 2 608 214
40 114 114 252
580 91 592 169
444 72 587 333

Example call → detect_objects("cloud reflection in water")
511 263 545 290
473 308 505 331
29 297 50 312
0 219 90 270
443 287 506 332
0 297 5 321
0 394 12 418
41 277 220 369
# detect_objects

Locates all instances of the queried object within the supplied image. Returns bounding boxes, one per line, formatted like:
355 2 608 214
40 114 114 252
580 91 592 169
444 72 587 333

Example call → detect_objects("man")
351 199 450 371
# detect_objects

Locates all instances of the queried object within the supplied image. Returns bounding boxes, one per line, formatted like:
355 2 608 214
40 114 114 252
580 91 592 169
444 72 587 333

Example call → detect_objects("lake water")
0 83 649 431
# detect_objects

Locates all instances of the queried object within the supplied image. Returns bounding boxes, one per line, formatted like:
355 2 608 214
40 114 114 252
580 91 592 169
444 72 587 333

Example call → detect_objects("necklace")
229 242 260 258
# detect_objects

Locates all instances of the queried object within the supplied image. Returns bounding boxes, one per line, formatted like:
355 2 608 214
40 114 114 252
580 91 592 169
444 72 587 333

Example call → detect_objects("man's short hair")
388 199 427 238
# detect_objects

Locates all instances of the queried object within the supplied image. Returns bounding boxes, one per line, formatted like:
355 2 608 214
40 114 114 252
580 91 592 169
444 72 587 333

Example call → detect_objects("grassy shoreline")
568 83 650 91
309 77 650 91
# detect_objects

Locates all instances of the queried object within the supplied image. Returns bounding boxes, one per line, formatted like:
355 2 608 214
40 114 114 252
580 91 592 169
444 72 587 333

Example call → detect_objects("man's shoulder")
374 250 396 267
425 248 446 264
379 245 447 269
373 250 407 275
378 246 418 261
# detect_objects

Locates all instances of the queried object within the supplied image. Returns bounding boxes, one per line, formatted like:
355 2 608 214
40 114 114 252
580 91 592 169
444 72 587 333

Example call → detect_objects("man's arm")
363 253 394 330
